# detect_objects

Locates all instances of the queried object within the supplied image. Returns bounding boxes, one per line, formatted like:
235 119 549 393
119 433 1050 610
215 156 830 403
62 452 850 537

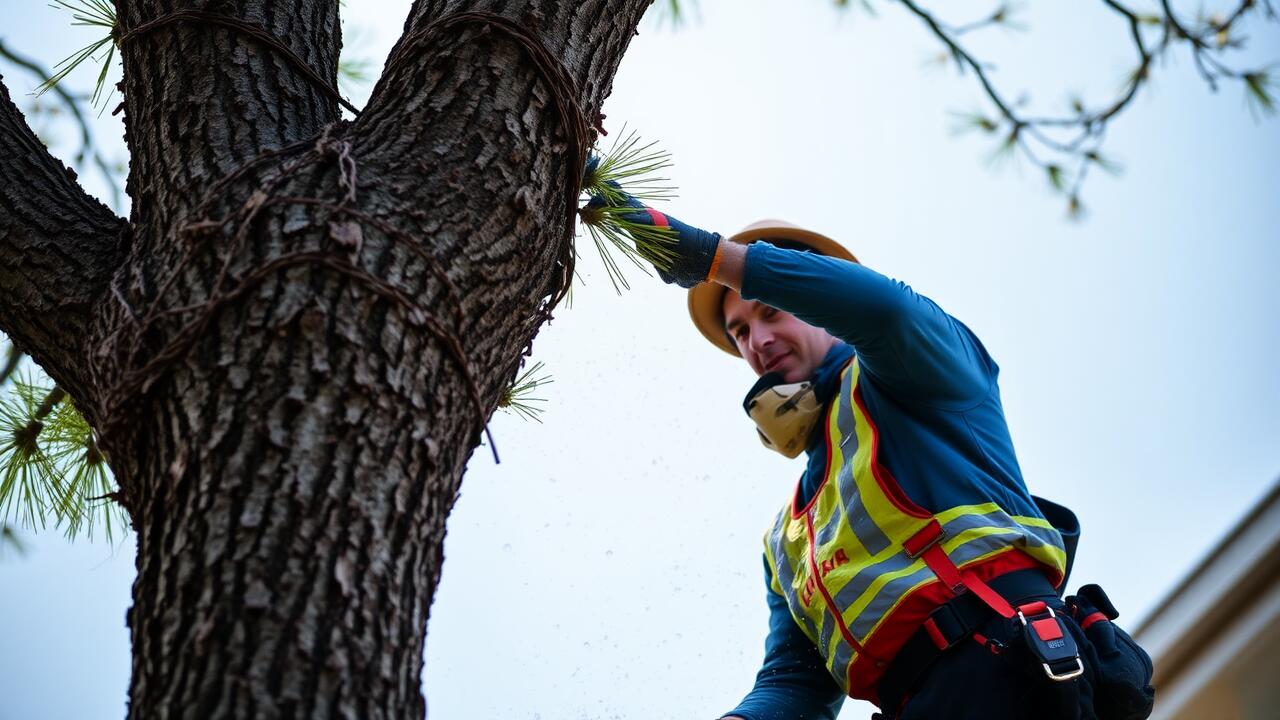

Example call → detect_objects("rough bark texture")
0 81 126 413
0 0 649 716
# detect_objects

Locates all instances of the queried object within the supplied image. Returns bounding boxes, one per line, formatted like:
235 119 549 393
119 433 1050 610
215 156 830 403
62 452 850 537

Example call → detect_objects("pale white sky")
1 1 1278 719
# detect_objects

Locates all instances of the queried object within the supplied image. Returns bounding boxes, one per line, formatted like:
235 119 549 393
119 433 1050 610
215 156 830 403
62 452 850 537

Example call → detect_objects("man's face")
722 290 838 383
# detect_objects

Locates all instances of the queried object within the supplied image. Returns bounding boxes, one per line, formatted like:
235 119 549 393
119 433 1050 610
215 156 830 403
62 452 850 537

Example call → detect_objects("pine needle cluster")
36 0 373 111
37 0 119 110
0 375 124 542
497 361 553 423
577 130 680 292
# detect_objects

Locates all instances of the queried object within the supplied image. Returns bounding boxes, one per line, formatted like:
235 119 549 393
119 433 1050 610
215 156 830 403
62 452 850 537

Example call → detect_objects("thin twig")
893 0 1273 211
0 345 23 388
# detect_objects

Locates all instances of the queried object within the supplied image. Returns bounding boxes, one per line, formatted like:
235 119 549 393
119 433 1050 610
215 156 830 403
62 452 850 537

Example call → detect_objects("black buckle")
1016 603 1084 681
924 600 970 650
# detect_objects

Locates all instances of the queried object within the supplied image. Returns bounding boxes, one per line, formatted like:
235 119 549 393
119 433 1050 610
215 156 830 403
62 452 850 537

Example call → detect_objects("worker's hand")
584 180 722 289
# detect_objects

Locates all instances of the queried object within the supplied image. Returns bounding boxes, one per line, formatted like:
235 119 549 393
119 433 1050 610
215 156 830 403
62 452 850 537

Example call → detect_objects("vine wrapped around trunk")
0 0 651 716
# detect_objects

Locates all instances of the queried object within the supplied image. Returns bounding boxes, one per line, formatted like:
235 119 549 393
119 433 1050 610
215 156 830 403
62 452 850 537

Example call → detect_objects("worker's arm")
582 187 993 405
721 559 845 720
721 240 994 407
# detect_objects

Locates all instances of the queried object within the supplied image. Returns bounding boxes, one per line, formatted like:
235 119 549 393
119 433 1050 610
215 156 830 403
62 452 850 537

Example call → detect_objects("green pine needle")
0 375 125 542
578 204 680 293
0 378 64 531
833 0 878 17
336 15 374 99
1243 69 1277 120
989 3 1028 33
1045 164 1065 191
338 56 374 88
1084 150 1124 176
36 0 119 109
949 111 1000 135
985 126 1021 168
1067 194 1085 221
577 129 681 293
497 361 553 423
42 397 124 540
583 129 676 204
651 0 697 28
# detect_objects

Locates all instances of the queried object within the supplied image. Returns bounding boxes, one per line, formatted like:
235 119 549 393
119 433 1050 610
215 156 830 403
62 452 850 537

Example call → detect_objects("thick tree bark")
0 80 125 413
0 0 650 716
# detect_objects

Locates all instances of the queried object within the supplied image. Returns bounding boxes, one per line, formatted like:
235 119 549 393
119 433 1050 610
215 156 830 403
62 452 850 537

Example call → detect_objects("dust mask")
743 372 823 459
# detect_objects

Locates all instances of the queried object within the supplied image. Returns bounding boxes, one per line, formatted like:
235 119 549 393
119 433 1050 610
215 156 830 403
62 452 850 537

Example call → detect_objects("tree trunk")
0 0 650 716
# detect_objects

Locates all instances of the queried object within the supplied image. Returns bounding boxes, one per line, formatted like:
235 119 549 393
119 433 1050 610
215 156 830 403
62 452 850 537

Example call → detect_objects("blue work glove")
584 177 722 288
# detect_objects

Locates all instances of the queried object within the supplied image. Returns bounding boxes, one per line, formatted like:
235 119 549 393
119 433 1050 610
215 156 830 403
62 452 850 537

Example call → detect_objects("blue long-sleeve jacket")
722 242 1047 720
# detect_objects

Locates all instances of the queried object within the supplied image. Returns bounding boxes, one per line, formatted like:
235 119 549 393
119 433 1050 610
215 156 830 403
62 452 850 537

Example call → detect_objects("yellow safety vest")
763 359 1068 702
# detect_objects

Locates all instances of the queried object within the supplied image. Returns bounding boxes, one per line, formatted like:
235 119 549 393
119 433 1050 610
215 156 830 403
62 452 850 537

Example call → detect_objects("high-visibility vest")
763 359 1068 702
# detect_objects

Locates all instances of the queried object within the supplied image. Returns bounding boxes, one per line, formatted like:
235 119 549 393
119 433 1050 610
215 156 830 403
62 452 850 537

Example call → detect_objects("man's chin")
775 363 809 384
762 354 813 383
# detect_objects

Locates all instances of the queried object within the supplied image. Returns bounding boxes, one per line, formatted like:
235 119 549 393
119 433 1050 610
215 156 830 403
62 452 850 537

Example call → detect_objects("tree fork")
1 0 652 716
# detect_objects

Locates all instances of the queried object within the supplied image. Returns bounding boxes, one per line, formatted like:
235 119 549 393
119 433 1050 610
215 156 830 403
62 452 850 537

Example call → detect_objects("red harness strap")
1079 611 1109 630
905 519 1017 619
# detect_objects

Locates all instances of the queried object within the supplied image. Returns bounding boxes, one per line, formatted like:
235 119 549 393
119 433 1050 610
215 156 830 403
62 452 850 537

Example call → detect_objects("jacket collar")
813 343 854 404
806 343 854 453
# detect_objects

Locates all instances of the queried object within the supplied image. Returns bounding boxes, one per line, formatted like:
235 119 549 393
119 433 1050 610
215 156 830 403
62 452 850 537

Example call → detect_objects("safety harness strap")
876 569 1057 712
886 520 1085 708
907 522 1081 679
905 520 1017 619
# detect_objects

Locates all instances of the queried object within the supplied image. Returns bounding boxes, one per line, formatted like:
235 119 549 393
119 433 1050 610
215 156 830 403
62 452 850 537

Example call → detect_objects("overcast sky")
2 1 1278 718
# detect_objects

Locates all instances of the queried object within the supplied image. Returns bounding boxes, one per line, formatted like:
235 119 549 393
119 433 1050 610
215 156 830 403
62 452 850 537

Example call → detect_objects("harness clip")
1016 602 1084 682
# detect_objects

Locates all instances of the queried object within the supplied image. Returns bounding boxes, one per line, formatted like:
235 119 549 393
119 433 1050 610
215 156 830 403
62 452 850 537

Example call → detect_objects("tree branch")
898 0 1276 214
114 0 345 242
0 39 124 212
0 73 126 409
351 0 654 367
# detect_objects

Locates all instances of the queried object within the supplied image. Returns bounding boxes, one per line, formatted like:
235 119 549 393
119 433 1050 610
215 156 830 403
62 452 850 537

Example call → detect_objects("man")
587 188 1155 720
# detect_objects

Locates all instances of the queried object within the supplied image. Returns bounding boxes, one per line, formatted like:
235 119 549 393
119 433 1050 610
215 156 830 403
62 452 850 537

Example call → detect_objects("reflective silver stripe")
940 511 1065 557
949 530 1018 566
942 519 1063 571
769 508 787 540
829 639 855 691
831 364 893 557
837 462 892 556
836 366 858 452
769 518 820 640
819 607 834 652
1020 522 1065 552
844 513 1006 636
832 540 918 610
815 506 843 548
845 513 1064 638
941 510 1005 539
848 563 937 639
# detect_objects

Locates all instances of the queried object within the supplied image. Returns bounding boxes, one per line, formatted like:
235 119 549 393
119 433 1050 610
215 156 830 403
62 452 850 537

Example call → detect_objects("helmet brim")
687 223 858 357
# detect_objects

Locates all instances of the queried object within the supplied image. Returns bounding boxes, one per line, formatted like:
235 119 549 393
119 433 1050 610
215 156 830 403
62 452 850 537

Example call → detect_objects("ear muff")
743 374 823 459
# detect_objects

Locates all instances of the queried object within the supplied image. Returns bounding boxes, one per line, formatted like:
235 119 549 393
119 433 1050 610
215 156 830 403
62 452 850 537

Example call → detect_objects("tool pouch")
1066 584 1155 720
